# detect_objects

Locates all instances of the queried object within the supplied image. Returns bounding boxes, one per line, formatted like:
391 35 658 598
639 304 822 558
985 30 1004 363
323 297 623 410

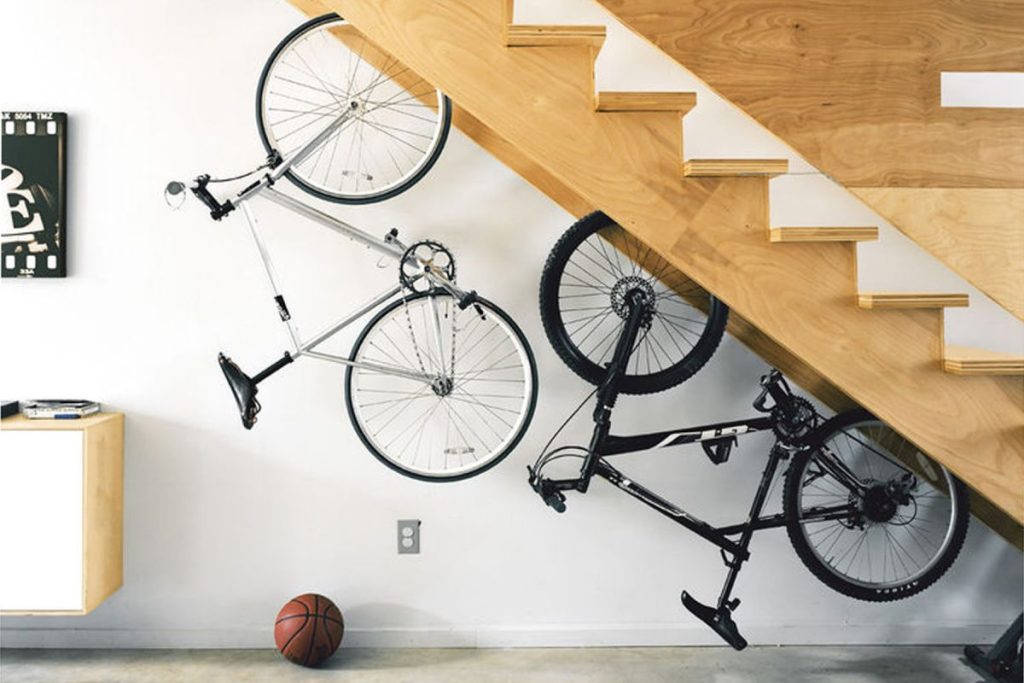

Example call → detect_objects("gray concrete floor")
0 646 995 683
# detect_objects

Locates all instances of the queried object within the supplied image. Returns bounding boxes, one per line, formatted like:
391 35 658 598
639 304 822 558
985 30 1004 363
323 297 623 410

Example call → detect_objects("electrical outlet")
397 519 420 554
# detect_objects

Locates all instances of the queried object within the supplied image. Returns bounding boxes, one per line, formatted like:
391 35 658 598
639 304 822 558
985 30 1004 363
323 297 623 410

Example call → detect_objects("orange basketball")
274 593 344 667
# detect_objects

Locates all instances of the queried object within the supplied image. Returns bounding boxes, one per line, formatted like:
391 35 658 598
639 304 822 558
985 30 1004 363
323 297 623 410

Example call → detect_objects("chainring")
399 240 456 292
771 396 817 445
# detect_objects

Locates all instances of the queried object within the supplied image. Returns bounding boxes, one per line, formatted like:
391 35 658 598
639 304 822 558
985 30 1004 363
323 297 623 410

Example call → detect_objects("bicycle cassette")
771 396 817 445
399 240 456 292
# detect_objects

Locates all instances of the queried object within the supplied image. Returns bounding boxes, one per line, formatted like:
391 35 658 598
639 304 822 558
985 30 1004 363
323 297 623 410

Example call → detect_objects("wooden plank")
0 413 119 431
944 346 1024 376
684 159 788 177
850 187 1024 320
326 0 1024 522
595 0 1024 189
506 25 606 47
596 91 697 113
770 227 877 243
858 293 969 309
82 414 124 613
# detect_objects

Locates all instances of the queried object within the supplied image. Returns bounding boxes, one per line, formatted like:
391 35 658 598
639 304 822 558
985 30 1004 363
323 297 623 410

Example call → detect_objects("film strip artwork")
2 112 67 278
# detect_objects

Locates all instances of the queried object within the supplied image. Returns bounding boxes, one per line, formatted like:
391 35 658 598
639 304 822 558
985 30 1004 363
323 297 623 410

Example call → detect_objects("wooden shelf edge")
858 293 970 309
684 159 789 177
506 24 606 47
770 226 878 243
1 608 89 616
596 91 697 113
1 413 123 430
943 345 1024 375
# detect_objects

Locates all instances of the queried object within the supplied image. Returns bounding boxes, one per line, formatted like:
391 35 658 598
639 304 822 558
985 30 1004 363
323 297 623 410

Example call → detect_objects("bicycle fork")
577 290 649 492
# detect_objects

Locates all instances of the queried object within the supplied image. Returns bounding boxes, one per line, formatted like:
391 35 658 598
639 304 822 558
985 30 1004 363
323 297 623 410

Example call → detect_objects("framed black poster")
1 112 67 278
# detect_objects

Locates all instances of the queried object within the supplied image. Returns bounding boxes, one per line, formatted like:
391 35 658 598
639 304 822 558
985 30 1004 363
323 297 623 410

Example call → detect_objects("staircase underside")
595 0 1024 321
290 0 1024 533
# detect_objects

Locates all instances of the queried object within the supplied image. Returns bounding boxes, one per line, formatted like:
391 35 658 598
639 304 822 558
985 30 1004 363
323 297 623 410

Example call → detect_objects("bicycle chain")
398 240 459 386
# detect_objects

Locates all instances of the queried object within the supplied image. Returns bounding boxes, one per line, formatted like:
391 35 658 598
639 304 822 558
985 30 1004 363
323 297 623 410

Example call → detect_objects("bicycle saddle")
681 591 748 651
218 353 260 430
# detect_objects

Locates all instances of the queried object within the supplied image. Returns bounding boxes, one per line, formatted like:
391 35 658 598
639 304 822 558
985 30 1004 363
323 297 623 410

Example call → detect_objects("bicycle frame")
530 294 857 643
195 108 471 385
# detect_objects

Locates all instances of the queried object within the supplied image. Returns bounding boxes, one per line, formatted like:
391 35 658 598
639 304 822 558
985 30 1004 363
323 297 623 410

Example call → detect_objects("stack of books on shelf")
20 400 101 419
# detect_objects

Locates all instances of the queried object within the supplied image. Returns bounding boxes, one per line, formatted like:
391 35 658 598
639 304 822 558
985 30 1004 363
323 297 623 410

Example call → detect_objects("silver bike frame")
221 108 466 383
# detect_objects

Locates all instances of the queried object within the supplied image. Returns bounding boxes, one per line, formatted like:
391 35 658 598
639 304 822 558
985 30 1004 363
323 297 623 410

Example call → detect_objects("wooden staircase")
595 0 1024 322
305 0 1024 528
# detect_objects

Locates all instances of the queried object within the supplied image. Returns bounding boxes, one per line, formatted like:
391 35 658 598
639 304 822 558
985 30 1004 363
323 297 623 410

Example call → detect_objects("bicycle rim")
257 15 450 203
794 419 961 590
541 212 726 393
347 292 536 480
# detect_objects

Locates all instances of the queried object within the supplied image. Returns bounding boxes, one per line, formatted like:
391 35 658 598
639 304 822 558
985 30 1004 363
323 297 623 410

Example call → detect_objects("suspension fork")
577 292 649 492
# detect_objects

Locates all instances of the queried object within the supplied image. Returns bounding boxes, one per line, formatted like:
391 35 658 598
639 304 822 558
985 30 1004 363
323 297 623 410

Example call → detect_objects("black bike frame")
537 293 854 611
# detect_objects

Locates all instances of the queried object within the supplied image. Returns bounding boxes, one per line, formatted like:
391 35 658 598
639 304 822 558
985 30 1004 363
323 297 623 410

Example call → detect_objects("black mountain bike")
529 211 970 649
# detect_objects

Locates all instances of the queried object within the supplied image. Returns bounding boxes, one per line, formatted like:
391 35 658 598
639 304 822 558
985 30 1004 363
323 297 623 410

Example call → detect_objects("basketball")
274 593 344 667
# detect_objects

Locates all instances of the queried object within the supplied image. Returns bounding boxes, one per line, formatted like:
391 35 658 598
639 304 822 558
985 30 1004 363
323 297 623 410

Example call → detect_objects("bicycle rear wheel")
256 13 452 204
783 409 969 601
345 291 538 481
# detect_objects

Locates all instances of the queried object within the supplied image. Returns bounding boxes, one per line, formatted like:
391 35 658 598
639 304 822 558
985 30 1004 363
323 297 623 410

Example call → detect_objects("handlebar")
191 174 235 221
527 466 567 513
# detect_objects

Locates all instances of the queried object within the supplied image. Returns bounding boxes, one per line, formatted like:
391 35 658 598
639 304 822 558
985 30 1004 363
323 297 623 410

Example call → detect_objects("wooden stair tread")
770 227 878 243
506 24 606 47
684 159 788 177
944 346 1024 375
596 91 697 113
858 292 969 309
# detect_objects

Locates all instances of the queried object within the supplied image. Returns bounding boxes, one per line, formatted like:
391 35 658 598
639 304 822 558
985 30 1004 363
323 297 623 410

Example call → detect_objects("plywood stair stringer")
312 0 1024 526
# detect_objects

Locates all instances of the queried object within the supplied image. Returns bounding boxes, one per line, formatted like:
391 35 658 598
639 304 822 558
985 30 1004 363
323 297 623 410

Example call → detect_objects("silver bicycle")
169 14 538 481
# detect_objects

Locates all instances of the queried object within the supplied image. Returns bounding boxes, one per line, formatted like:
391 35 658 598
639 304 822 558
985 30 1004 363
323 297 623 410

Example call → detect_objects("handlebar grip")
546 491 567 513
528 466 568 513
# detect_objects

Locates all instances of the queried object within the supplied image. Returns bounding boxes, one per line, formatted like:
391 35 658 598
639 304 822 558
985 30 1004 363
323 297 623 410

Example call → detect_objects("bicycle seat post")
578 291 651 491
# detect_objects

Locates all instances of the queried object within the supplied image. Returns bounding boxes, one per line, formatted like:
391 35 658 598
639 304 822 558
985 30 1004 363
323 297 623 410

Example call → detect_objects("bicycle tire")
538 211 728 394
255 13 452 204
345 291 538 482
783 408 969 602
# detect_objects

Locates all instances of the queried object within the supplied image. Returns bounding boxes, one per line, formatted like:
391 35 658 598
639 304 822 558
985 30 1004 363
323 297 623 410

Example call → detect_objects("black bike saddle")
218 353 260 430
681 591 748 651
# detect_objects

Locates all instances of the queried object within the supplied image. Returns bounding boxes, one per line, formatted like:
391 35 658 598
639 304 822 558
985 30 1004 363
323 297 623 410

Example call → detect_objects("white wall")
1 0 1020 649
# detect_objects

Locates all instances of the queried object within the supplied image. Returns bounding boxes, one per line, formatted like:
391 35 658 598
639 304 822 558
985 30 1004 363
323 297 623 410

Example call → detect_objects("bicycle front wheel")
256 13 452 204
783 409 969 602
345 291 538 481
539 211 728 394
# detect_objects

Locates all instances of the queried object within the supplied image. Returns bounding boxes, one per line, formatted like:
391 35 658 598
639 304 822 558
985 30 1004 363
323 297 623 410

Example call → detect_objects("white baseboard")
0 623 1004 649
